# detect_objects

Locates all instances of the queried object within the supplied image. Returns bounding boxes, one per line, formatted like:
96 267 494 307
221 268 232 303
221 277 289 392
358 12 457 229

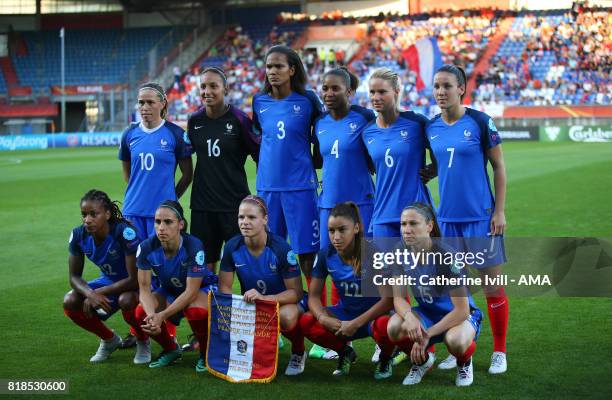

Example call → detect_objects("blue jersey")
220 233 301 295
68 221 140 282
136 233 217 297
252 90 323 191
316 105 376 208
399 243 479 319
426 108 502 222
313 245 380 315
362 111 430 225
118 120 192 217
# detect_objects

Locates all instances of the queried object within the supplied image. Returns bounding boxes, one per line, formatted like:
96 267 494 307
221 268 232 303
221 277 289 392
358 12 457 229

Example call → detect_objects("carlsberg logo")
569 126 612 142
545 127 561 141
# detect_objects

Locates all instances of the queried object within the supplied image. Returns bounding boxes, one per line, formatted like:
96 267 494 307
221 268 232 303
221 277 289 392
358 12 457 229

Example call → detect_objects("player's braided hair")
80 189 129 226
436 64 467 101
263 45 308 95
329 202 364 276
158 200 188 233
402 202 441 238
138 82 168 119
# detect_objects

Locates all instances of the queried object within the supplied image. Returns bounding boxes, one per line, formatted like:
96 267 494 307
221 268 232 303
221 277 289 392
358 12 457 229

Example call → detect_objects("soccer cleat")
89 333 121 363
195 357 207 373
181 334 199 352
308 344 327 359
438 354 457 369
374 357 393 380
371 344 381 363
456 359 474 387
133 340 152 365
148 347 182 368
322 349 339 360
402 352 435 385
488 351 507 374
332 346 357 376
392 350 409 366
284 352 307 376
278 336 284 350
119 333 137 349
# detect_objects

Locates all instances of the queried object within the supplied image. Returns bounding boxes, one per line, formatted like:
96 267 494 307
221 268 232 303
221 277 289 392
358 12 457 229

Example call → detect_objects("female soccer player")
132 200 217 371
188 67 260 273
118 82 193 240
252 45 323 286
218 195 306 376
362 68 431 238
426 65 508 374
299 202 395 378
63 189 150 364
372 203 482 387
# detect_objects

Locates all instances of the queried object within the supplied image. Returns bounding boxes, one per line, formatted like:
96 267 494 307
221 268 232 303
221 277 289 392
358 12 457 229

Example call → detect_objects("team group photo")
0 0 610 398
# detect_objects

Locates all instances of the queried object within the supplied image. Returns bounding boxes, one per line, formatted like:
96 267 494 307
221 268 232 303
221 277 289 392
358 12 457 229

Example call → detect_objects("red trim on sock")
134 304 176 351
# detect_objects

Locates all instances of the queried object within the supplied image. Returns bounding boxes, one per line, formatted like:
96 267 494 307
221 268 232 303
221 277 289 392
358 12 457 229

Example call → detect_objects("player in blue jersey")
252 45 323 294
372 203 482 387
218 195 307 376
362 68 432 238
313 67 376 360
188 67 260 275
299 202 394 378
132 200 217 372
118 82 193 240
426 65 508 374
63 189 151 364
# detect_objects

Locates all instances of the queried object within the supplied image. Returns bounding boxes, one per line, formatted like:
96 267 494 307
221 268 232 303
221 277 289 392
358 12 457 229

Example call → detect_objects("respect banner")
206 292 279 383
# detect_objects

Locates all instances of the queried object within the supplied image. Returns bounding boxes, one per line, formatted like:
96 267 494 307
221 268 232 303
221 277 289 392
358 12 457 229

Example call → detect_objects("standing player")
252 45 323 293
372 203 482 386
362 68 431 238
218 195 306 376
299 202 395 378
63 189 151 364
188 67 260 273
312 67 375 360
118 82 193 240
426 65 508 374
132 200 218 371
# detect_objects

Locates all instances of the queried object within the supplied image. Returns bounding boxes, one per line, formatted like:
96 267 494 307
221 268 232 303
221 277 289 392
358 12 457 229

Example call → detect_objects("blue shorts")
371 221 401 238
320 203 373 250
87 276 121 321
124 215 154 241
439 220 507 269
413 306 483 345
258 190 319 254
326 304 372 340
154 285 217 326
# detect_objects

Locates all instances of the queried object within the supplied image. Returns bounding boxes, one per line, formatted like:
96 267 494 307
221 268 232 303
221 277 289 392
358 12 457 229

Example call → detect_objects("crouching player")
299 202 394 378
131 200 217 371
63 189 149 364
218 195 307 376
373 203 482 386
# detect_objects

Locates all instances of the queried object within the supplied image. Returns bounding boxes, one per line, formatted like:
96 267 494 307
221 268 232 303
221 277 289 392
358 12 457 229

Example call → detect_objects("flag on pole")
402 37 444 92
206 292 280 383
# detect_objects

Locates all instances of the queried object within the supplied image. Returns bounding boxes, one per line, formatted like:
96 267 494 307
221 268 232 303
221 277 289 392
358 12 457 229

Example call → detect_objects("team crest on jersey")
464 130 472 137
224 122 237 136
399 130 409 141
237 340 248 354
293 104 302 114
349 122 358 132
195 250 205 265
287 250 298 266
269 263 277 272
183 131 191 144
123 227 136 241
160 138 168 148
488 118 498 132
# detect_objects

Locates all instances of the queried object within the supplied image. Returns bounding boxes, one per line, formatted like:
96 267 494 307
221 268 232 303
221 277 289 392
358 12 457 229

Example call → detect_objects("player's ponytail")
436 64 467 102
323 67 360 93
402 202 441 238
158 200 188 233
329 202 364 276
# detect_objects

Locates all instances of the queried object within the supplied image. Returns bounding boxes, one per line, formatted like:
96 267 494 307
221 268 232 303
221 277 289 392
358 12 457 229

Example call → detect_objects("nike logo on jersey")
194 125 204 130
259 107 270 114
318 130 326 134
311 240 320 246
430 135 439 140
367 138 375 144
235 263 246 268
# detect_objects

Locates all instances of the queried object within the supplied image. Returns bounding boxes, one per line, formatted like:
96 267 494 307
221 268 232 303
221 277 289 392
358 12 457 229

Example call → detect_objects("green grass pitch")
0 142 611 399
